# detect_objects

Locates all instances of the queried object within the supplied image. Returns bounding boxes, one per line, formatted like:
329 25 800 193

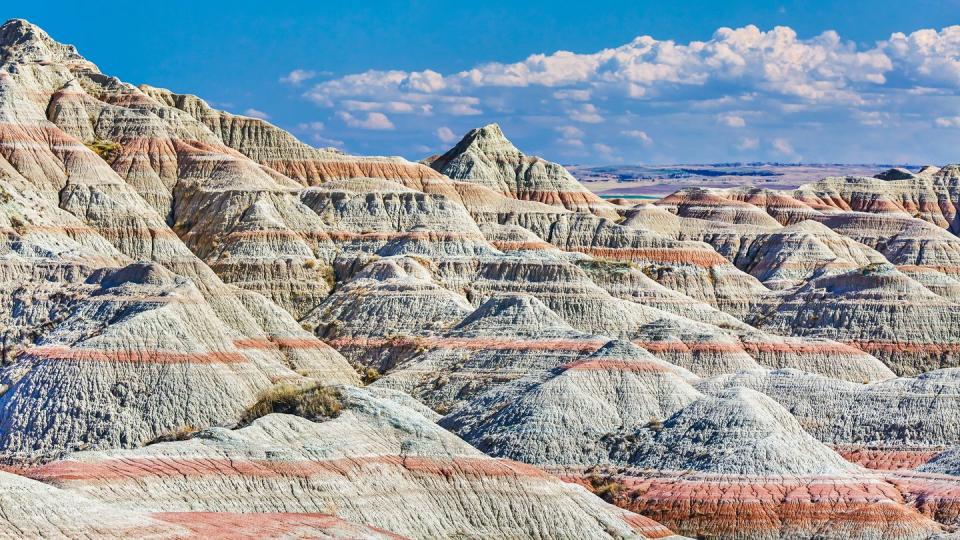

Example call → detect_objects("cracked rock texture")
4 17 960 539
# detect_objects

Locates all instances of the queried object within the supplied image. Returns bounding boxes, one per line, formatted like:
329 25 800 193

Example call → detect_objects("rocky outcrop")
699 368 960 469
589 389 944 539
440 339 700 465
748 264 960 375
7 17 960 539
428 124 619 218
24 386 674 539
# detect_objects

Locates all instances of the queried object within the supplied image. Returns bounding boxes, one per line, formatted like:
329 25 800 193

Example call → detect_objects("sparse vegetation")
576 258 646 277
238 383 343 427
361 367 381 384
587 475 623 503
640 265 663 280
303 258 318 269
146 424 199 445
8 215 26 234
320 265 336 288
84 139 122 161
647 416 664 431
860 262 887 275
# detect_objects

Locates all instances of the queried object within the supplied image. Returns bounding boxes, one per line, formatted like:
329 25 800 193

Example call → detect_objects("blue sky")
7 1 960 164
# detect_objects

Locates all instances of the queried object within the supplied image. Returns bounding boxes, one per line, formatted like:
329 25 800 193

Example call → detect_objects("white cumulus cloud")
772 137 797 158
568 103 603 123
737 137 760 150
622 130 653 146
337 111 395 130
280 69 318 85
718 114 747 127
293 24 960 163
242 108 270 120
436 126 458 143
935 116 960 127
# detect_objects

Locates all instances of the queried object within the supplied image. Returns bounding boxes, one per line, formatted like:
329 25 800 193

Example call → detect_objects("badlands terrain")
4 17 960 539
568 163 892 198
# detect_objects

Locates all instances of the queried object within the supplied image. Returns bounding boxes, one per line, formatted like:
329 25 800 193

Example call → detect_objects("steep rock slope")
648 185 960 375
440 340 701 466
427 123 619 218
25 385 676 539
700 368 960 470
0 19 358 460
589 389 944 539
7 17 960 540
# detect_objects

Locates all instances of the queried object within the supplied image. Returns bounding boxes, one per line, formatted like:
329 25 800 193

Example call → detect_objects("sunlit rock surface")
5 17 960 539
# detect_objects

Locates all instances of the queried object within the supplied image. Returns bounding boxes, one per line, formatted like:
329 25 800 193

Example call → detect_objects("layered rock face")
24 386 671 540
427 123 619 219
4 17 960 539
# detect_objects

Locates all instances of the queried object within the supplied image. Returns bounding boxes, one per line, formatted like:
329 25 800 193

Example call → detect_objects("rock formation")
4 17 960 539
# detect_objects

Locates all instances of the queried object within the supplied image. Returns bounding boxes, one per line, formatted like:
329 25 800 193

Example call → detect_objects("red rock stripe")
835 447 941 470
152 512 409 540
490 241 554 251
564 470 940 535
571 247 729 267
616 513 679 539
741 341 867 355
633 341 745 354
327 336 605 353
0 225 102 235
562 359 674 373
28 455 549 483
262 159 444 184
886 471 960 523
2 224 178 239
897 264 960 274
847 342 960 354
83 295 203 304
26 345 247 364
324 231 485 242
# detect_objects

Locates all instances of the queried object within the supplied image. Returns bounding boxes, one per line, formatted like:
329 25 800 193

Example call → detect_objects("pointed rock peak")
0 19 46 46
446 123 518 156
805 262 938 298
780 219 836 235
473 123 506 140
918 164 942 175
874 167 916 181
936 164 960 176
581 339 699 379
454 294 573 334
355 256 433 283
645 387 857 475
0 19 89 66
